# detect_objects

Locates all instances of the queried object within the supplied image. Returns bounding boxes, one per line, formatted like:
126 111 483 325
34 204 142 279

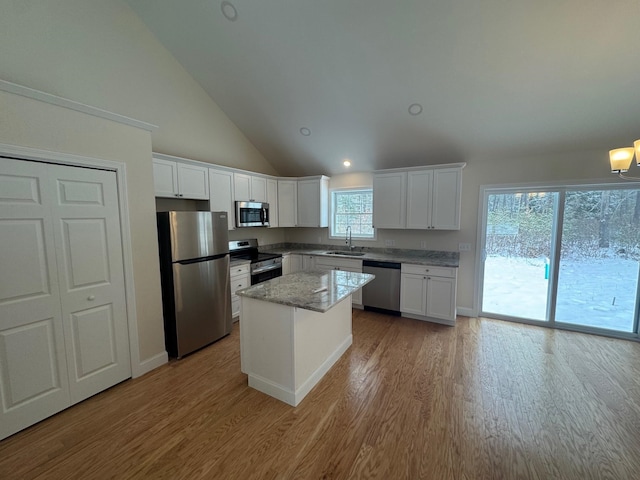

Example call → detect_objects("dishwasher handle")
362 260 401 269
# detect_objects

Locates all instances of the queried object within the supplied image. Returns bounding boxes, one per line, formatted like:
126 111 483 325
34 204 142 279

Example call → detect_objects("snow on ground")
482 256 639 332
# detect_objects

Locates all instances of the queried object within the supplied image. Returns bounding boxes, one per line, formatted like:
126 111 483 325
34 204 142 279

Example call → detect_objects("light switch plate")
458 243 472 251
385 239 395 247
420 240 428 248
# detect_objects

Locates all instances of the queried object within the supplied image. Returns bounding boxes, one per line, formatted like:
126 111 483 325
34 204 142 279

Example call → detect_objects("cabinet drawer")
315 257 363 270
401 263 456 278
230 263 250 276
231 276 249 294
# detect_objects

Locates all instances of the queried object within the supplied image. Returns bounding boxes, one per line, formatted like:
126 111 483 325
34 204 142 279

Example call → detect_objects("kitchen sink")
326 251 366 256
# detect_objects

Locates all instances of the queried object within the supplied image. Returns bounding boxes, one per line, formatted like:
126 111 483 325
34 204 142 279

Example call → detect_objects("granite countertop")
236 270 375 313
261 243 459 268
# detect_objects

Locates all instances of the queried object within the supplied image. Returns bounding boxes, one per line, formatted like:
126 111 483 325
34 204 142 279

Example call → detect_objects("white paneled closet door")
50 163 130 404
0 158 131 440
0 159 71 439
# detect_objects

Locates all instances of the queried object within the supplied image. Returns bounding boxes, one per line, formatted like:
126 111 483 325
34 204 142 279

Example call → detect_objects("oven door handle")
252 263 282 275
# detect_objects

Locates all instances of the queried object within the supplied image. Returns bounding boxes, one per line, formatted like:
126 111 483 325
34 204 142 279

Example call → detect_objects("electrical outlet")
458 243 472 252
385 239 395 247
420 240 428 249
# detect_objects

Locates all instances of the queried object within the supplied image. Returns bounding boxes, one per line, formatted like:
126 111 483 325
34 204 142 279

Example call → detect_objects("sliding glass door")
482 191 557 321
480 185 640 336
556 189 640 332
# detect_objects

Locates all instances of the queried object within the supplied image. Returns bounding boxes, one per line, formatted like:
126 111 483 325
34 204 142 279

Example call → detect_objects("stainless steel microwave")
235 201 270 227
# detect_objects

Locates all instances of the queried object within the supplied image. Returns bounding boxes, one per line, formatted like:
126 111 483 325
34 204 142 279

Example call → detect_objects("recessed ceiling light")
300 127 311 136
221 1 238 21
343 159 351 167
408 103 423 116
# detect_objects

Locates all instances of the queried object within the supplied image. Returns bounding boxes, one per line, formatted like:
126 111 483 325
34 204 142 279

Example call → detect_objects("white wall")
0 0 277 175
0 0 281 369
287 152 620 313
0 89 165 367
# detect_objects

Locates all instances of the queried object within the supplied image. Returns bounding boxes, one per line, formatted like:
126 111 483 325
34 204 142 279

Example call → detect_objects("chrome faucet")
345 226 354 250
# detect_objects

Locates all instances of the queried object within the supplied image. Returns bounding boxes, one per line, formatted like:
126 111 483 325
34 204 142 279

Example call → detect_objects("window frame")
329 187 376 240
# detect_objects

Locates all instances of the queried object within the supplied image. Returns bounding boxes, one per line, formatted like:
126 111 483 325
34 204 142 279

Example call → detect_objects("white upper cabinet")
266 178 278 228
297 176 329 228
373 171 407 229
153 157 209 200
374 164 464 231
431 168 462 230
233 172 267 203
278 179 298 227
407 167 461 230
208 168 235 230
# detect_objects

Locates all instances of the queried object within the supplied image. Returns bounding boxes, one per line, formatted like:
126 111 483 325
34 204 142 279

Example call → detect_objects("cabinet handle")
87 295 96 301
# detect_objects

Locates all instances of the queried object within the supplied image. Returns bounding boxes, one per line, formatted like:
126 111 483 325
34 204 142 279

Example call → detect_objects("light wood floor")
2 310 640 480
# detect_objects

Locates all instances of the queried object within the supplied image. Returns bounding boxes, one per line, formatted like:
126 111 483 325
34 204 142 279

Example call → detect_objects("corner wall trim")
0 79 157 132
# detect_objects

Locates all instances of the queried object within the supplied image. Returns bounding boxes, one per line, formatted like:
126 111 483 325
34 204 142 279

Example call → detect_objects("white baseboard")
401 312 456 326
456 307 475 318
132 351 168 378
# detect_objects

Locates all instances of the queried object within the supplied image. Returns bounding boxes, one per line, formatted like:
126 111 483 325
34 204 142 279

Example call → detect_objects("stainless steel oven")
229 239 282 285
235 201 269 227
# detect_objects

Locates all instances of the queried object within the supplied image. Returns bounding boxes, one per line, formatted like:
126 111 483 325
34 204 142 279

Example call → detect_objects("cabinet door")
266 179 278 227
400 273 427 316
177 163 209 200
281 255 291 275
302 255 315 271
297 179 320 227
278 180 298 227
250 176 267 203
289 254 303 273
209 168 235 230
152 158 178 198
233 173 251 201
431 168 461 230
426 276 457 320
373 172 407 229
406 170 433 229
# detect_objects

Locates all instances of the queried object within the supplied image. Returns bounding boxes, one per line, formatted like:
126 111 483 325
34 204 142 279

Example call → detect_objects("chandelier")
609 140 640 180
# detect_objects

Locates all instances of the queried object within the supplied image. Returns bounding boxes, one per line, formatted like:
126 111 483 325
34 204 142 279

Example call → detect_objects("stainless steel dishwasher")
362 260 401 314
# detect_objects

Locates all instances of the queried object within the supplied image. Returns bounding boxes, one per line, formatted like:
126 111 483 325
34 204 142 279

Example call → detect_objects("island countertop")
236 270 375 313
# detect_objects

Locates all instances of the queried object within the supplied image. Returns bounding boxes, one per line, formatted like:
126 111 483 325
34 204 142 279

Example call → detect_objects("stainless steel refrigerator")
157 211 232 358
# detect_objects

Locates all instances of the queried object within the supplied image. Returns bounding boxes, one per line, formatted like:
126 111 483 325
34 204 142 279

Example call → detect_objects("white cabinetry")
301 254 316 271
288 254 303 273
267 178 278 228
314 256 363 306
153 157 209 200
234 172 267 203
373 171 407 229
278 179 298 227
208 168 235 230
373 164 464 231
297 176 330 228
407 168 461 230
400 264 457 325
230 262 250 320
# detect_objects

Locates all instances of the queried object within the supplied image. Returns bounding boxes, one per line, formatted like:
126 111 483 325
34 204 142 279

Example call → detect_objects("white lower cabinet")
288 254 303 273
400 264 457 325
314 257 363 306
230 262 250 320
301 254 316 271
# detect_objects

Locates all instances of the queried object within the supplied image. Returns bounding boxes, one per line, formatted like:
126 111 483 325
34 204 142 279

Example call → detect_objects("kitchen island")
236 270 374 406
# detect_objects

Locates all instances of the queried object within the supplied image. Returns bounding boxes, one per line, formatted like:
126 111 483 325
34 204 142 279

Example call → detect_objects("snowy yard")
482 256 639 332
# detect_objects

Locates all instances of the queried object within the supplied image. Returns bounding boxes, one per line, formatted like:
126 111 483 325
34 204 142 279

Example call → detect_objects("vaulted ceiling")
126 0 640 176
